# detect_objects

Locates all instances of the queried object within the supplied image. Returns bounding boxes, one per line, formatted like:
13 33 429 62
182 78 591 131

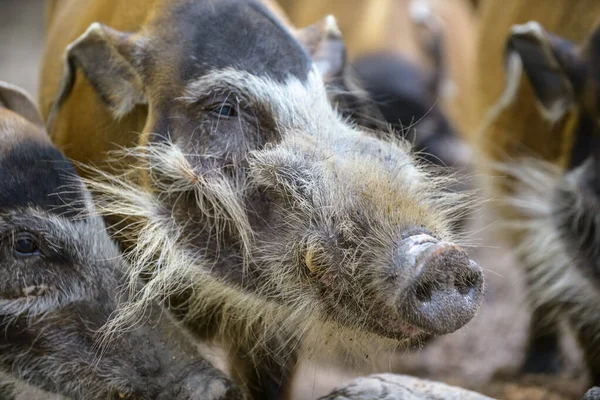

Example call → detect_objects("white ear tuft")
324 15 342 38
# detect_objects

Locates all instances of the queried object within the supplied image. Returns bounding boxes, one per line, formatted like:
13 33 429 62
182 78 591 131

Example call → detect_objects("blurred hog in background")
473 0 600 395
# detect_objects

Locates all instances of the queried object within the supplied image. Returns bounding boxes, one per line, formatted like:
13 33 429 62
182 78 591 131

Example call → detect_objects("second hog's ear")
0 80 44 127
504 21 585 123
48 22 147 131
295 15 347 81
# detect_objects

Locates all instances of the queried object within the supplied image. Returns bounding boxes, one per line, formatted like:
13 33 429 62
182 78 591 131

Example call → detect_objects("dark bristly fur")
40 1 484 398
0 80 242 400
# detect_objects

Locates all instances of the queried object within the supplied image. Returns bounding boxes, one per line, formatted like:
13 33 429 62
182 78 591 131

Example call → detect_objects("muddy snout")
396 234 484 335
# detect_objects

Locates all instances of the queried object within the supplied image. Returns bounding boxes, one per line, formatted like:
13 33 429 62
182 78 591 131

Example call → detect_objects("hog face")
88 66 483 355
49 0 483 359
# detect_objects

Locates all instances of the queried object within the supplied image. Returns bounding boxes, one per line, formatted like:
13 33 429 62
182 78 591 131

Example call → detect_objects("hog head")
0 80 241 400
45 0 484 397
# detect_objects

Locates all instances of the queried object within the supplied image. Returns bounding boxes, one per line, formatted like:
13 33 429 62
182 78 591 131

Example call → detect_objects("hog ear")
295 15 347 81
47 22 147 132
0 81 44 127
504 21 584 123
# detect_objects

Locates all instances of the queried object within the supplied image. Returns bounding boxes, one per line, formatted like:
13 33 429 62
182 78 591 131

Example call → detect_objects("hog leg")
229 337 299 400
521 304 563 374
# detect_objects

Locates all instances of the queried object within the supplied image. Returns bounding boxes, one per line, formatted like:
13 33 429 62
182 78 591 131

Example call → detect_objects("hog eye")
211 103 236 117
13 232 40 257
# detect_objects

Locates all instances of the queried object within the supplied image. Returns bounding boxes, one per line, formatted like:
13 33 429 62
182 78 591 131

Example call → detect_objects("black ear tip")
503 21 582 123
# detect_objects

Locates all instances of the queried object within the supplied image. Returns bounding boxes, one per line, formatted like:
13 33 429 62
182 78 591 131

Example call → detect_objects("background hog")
473 0 600 390
0 80 242 399
277 0 475 171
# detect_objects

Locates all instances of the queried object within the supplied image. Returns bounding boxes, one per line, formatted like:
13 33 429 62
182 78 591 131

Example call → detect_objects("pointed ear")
504 21 584 122
295 15 347 81
48 22 147 131
0 81 44 127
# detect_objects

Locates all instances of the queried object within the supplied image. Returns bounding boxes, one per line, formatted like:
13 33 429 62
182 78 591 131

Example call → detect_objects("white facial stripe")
181 66 427 191
182 66 348 133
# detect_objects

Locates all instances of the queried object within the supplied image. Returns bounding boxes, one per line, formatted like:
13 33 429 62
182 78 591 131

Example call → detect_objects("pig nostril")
454 269 481 296
400 249 484 335
415 281 434 302
454 278 472 296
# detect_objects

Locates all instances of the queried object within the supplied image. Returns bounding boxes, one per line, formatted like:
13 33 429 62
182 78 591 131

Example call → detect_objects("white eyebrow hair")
179 67 348 132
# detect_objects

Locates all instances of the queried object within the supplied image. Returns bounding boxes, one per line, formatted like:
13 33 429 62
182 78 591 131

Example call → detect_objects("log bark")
318 373 495 400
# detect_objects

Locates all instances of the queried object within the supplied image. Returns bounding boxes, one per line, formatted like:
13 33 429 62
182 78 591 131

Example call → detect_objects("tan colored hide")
278 0 478 140
40 0 158 174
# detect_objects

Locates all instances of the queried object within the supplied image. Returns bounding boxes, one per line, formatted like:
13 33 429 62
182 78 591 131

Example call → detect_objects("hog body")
473 0 600 390
0 80 241 399
40 0 485 398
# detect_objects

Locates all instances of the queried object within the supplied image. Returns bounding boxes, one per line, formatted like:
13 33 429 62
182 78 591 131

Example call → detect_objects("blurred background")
0 0 45 99
0 1 590 399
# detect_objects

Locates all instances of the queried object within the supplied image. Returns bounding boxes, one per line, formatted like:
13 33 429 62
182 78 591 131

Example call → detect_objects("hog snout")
396 234 484 335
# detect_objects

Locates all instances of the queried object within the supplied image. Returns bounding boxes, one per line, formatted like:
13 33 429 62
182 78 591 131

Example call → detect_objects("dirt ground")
0 1 591 399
